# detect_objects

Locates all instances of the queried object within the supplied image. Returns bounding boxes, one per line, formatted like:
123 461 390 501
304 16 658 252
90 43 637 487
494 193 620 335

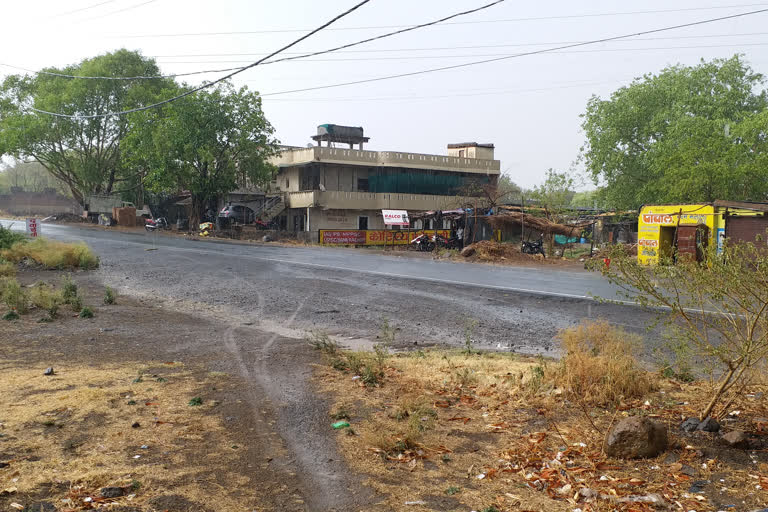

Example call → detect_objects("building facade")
264 126 501 238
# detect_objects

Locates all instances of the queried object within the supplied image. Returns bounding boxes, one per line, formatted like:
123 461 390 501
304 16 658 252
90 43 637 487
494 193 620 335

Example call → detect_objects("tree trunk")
190 195 204 232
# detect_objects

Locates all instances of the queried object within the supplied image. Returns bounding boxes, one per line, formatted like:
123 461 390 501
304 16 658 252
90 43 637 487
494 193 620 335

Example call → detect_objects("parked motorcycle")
145 217 170 232
411 234 435 252
521 238 545 257
434 234 462 250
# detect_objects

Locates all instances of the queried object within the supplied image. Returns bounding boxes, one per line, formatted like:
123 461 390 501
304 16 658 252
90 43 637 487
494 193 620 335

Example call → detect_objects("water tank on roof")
317 124 364 139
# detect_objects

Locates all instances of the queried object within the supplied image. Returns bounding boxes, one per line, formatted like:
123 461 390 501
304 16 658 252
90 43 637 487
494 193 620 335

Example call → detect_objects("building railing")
284 190 474 210
273 146 500 173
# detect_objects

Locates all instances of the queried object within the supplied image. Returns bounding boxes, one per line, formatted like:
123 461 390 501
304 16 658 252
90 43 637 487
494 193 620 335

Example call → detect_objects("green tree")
0 160 68 194
0 49 175 206
125 82 278 226
581 55 768 209
529 169 574 254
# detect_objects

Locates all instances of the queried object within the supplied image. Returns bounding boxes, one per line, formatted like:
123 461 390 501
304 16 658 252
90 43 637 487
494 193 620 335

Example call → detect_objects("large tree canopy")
124 82 278 225
581 55 768 209
0 49 175 205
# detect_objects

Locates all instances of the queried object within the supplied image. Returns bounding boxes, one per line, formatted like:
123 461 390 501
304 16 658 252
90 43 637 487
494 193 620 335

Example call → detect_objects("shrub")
3 310 19 321
103 286 116 305
555 320 656 405
1 277 28 314
29 283 61 319
60 275 78 303
79 306 94 319
0 225 26 250
598 239 768 419
1 238 99 269
307 330 339 355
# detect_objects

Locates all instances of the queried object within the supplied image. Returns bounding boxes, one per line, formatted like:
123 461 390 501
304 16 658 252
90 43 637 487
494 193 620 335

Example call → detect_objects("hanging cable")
26 0 373 118
2 0 505 81
259 7 768 97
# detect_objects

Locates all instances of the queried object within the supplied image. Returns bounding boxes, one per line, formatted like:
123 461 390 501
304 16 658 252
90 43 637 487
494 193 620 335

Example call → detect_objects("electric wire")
258 7 768 97
109 3 768 38
27 0 373 118
2 0 504 81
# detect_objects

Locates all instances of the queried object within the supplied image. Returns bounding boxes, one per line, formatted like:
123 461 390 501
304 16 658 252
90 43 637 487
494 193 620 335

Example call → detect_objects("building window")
285 178 290 189
459 150 465 157
358 216 368 230
357 178 369 192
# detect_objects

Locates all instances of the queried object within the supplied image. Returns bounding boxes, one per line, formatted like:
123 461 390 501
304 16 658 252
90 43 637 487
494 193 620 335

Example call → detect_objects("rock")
100 486 125 498
261 235 274 242
616 493 669 508
604 416 668 459
578 488 598 500
680 464 696 477
697 416 720 432
43 367 54 376
22 502 56 512
131 422 140 428
460 246 475 257
688 480 710 493
0 462 9 468
662 452 679 464
722 430 749 449
680 417 699 432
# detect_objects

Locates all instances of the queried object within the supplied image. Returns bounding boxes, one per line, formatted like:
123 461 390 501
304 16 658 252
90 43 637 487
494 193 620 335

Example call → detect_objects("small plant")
480 507 499 512
2 310 19 321
330 409 350 420
463 318 478 354
307 330 339 356
103 286 116 305
445 486 460 496
380 317 396 346
345 353 366 375
453 367 478 388
61 275 78 303
441 453 452 462
69 294 83 312
361 365 380 387
373 343 389 374
130 480 141 492
79 306 94 319
188 397 203 406
1 278 28 313
29 283 60 319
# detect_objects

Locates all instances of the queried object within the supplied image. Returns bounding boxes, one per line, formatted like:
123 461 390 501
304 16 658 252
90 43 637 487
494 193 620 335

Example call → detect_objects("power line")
153 42 768 65
78 0 159 22
147 31 768 57
28 0 373 118
3 0 506 81
108 3 768 38
259 7 768 97
54 0 121 16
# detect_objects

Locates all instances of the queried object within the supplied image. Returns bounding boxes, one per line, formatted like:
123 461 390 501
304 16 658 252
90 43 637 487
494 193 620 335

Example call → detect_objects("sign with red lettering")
642 214 674 225
25 218 40 237
638 239 658 247
382 209 410 226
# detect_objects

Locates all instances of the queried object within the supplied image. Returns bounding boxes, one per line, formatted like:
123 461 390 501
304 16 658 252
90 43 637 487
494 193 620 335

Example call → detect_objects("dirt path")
0 270 372 511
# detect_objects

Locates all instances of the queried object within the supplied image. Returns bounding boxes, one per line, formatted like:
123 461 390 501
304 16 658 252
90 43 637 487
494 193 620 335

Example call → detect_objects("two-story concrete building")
264 125 501 237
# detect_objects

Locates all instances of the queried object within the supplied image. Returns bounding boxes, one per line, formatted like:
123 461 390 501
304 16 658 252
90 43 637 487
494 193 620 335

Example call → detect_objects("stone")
261 235 274 242
460 246 475 257
697 416 720 432
680 464 696 477
688 480 710 493
680 417 699 432
662 452 679 464
722 430 749 449
43 367 54 376
22 502 56 512
131 422 140 428
604 416 668 459
100 486 125 498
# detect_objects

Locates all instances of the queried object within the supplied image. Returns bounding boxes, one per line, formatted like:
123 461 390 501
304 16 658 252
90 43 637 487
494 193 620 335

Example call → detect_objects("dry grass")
1 238 99 269
554 319 657 405
316 344 768 512
0 362 250 511
0 261 15 277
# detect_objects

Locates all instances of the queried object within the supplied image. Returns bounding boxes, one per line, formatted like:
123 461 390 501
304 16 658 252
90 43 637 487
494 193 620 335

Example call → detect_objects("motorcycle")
521 238 545 257
410 234 435 252
145 217 170 232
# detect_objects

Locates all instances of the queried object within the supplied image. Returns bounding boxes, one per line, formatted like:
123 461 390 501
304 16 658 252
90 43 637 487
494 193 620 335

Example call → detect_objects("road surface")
2 220 656 355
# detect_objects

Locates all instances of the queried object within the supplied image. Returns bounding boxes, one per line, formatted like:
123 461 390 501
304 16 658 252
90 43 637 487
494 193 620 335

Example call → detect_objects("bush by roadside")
1 237 99 269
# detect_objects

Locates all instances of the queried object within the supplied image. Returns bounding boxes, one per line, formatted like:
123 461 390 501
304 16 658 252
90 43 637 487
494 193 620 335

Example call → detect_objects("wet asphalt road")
2 220 662 356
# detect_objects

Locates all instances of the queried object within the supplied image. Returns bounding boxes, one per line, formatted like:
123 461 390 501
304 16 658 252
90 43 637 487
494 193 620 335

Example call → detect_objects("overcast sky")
2 0 768 189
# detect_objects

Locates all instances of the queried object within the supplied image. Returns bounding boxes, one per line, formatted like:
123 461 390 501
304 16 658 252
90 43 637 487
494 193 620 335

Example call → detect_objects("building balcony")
272 146 500 175
284 190 484 211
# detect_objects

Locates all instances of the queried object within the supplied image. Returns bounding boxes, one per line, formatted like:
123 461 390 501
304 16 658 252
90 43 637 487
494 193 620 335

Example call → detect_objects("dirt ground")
315 348 768 512
0 270 370 511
